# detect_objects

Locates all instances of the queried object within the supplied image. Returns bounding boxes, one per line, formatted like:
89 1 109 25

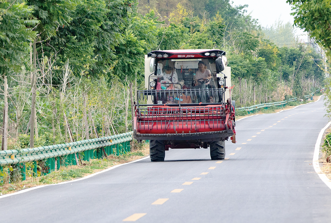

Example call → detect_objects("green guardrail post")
0 166 3 184
91 150 95 159
8 167 11 184
73 154 77 165
20 163 26 181
65 155 69 167
83 151 87 161
116 144 119 156
125 142 128 153
57 158 60 170
110 145 114 155
51 158 55 172
47 158 51 173
45 159 49 175
48 158 52 172
33 161 37 177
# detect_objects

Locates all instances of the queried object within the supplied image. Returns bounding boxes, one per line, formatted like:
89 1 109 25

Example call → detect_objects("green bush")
323 133 331 157
236 110 248 116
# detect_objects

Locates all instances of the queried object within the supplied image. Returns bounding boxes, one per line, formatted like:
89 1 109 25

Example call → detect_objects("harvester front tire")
210 141 225 160
150 140 165 162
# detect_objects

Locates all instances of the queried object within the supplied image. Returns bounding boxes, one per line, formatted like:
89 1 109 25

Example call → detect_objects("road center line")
252 136 256 137
230 153 235 155
171 189 183 193
257 132 261 134
123 213 146 222
236 147 241 150
247 139 252 141
242 143 247 144
152 198 169 205
183 182 193 185
216 161 223 163
192 177 201 180
209 167 216 170
201 172 209 175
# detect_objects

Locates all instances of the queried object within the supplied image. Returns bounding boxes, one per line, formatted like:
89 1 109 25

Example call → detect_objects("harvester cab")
134 49 236 161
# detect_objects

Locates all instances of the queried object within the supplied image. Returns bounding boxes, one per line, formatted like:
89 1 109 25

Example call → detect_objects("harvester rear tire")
150 140 165 162
210 141 225 160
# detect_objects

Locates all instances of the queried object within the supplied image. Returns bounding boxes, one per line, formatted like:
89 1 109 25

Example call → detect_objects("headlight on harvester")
150 81 156 88
219 79 224 86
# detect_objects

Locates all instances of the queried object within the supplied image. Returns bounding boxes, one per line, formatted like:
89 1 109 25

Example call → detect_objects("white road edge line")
313 121 331 190
0 156 150 199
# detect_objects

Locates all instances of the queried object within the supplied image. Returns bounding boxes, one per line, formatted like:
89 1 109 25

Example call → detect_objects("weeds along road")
1 97 331 223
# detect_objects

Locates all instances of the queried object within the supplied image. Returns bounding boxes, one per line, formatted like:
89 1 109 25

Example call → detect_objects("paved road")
1 98 331 223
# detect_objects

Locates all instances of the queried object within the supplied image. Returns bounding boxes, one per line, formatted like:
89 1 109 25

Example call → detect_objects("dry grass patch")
320 163 331 179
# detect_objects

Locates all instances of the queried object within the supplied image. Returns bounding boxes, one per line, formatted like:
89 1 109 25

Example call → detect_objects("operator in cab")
194 61 212 86
156 63 179 89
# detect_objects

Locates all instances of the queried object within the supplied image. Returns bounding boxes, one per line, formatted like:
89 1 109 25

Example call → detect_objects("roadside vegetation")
0 0 325 151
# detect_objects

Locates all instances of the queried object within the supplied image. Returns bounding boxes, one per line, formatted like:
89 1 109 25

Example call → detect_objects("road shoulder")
314 122 331 190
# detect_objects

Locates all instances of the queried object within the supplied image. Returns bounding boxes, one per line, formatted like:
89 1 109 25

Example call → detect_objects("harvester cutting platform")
133 49 236 161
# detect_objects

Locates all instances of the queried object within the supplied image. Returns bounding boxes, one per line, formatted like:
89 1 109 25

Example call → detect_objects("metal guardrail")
236 91 317 114
0 132 133 183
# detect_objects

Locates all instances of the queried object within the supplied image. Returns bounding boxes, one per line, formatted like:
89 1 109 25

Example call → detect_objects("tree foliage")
287 0 331 55
0 1 36 75
0 0 325 151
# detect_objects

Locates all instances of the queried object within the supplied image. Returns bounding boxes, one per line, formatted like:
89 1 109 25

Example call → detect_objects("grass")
0 145 149 196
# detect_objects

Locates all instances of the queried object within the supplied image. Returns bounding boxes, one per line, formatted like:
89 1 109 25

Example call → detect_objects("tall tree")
287 0 331 55
0 1 36 150
26 0 76 148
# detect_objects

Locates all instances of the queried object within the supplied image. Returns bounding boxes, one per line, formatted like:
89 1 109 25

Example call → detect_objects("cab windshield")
153 58 221 104
155 58 218 90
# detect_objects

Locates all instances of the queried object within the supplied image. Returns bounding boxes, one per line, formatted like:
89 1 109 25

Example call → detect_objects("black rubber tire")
150 140 165 162
210 141 225 160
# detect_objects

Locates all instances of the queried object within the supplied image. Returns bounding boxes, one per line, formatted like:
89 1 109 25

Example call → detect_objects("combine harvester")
134 49 236 161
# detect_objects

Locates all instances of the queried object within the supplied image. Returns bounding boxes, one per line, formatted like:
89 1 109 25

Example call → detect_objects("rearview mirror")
150 58 155 73
215 56 225 73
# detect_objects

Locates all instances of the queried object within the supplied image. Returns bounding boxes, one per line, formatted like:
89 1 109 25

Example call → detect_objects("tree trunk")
238 78 242 105
88 109 95 138
30 39 37 148
130 82 135 131
52 103 56 142
15 109 19 139
34 110 38 139
83 93 89 139
125 86 129 132
253 84 256 103
2 76 8 150
64 112 80 166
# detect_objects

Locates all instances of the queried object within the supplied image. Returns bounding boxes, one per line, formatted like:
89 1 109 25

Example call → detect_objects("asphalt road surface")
1 98 331 223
